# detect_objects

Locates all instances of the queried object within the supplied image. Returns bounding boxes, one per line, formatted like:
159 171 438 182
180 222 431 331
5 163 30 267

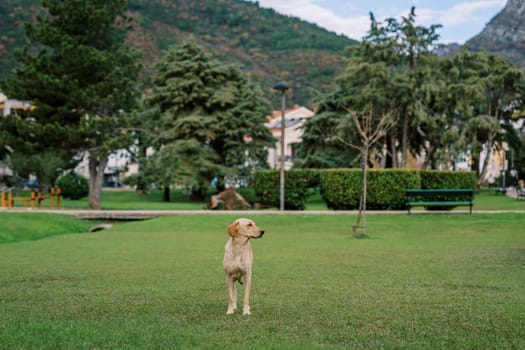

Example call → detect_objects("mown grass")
0 213 97 243
0 214 524 349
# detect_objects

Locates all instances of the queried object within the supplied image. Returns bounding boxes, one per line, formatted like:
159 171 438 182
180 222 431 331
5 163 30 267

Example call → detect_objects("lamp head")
273 81 288 92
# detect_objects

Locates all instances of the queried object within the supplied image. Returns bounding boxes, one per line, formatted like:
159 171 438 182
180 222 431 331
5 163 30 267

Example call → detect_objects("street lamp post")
273 81 288 211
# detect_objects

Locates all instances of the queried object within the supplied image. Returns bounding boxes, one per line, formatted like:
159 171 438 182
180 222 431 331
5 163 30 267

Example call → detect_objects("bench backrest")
406 189 474 200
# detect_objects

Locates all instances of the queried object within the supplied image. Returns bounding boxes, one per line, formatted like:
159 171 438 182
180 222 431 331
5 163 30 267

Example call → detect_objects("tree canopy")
0 0 142 208
296 7 524 183
141 38 274 199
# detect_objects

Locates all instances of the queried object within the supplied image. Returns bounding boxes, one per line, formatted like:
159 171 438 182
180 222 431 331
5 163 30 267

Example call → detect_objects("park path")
2 208 524 220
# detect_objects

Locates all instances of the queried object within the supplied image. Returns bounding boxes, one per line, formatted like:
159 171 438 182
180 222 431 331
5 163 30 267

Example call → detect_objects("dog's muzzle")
258 229 265 238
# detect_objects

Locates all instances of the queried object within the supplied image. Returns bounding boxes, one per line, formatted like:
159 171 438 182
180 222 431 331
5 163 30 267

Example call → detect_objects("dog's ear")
227 220 239 237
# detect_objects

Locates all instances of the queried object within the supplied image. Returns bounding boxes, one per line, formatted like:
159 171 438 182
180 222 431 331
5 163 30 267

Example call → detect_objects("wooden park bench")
405 189 474 214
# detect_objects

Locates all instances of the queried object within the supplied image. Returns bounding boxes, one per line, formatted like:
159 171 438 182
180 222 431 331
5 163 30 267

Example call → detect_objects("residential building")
265 105 314 169
0 92 31 117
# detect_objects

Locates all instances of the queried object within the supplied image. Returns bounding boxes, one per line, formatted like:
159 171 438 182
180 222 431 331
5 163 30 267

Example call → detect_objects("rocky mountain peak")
466 0 525 67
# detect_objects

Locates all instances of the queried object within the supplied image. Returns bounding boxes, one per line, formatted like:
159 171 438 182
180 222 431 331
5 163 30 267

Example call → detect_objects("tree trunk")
88 155 108 210
353 147 368 238
423 143 438 170
478 139 495 191
401 112 409 168
162 185 170 202
136 143 148 194
389 134 398 168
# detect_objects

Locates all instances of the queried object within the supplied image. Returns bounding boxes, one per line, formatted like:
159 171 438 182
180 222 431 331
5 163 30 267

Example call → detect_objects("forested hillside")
0 0 358 106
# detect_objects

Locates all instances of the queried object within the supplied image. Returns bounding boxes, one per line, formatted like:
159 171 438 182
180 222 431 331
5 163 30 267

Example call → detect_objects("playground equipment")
1 187 61 208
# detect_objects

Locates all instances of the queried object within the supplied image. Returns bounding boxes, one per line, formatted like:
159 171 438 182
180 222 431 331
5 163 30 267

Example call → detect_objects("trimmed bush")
320 169 477 210
251 169 319 210
56 172 89 200
420 170 477 190
418 170 477 211
320 169 420 210
366 170 421 209
319 169 360 210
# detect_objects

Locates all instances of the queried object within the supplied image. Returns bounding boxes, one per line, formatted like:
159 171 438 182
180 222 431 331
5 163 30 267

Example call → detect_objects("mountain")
466 0 525 68
0 0 358 107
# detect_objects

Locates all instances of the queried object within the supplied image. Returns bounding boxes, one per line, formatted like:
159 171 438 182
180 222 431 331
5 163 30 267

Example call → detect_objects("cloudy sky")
245 0 507 44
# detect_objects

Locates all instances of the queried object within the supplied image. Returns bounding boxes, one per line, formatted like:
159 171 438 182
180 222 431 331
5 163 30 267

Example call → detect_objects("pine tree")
0 0 141 209
145 37 273 199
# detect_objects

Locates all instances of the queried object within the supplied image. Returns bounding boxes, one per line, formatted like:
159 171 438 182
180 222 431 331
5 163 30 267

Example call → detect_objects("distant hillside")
466 0 525 68
0 0 358 106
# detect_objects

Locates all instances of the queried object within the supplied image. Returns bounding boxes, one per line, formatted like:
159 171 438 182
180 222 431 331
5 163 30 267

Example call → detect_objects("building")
265 105 314 169
1 92 29 180
0 92 32 117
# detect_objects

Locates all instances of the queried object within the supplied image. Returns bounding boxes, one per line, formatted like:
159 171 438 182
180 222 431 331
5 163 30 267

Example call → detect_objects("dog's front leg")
243 269 252 315
225 276 237 314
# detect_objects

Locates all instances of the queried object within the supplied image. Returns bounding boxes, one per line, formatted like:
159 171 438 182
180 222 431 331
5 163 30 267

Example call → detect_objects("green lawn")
1 213 524 349
0 213 97 244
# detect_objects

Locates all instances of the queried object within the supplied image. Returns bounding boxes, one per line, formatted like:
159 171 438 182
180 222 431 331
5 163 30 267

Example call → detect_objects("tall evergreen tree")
144 38 273 200
0 0 141 209
296 7 442 169
295 89 358 168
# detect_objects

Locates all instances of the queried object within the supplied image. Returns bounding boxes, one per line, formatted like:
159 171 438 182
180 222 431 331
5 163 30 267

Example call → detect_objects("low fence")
1 187 61 208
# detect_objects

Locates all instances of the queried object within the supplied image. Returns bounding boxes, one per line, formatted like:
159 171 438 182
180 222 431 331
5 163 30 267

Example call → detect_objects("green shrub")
236 187 257 205
320 169 420 210
420 170 477 190
418 170 477 211
319 169 360 210
56 172 89 200
366 170 421 209
251 169 319 210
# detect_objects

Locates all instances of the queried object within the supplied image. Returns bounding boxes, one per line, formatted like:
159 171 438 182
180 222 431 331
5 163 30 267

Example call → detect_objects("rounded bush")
56 172 89 200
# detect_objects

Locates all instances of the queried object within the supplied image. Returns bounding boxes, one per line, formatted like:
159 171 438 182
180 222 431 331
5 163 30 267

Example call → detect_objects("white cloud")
254 0 374 40
414 0 506 28
251 0 507 43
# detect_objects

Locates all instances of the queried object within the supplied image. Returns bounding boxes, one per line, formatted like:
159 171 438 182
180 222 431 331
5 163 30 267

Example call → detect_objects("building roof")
265 105 314 130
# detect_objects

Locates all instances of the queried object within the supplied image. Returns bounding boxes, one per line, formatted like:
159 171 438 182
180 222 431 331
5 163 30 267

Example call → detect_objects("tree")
0 0 141 209
145 37 273 199
410 54 461 169
338 108 395 237
10 151 70 191
361 7 441 168
296 7 442 169
143 139 222 202
295 90 358 168
449 50 523 188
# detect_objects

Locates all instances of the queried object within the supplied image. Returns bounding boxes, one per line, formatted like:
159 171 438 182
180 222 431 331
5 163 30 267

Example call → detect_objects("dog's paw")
243 308 251 315
226 309 235 315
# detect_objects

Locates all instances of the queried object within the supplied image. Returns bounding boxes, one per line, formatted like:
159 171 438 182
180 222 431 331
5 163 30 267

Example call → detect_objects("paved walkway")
1 208 524 220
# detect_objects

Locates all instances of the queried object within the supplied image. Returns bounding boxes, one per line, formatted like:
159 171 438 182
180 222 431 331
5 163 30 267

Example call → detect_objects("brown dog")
223 218 265 315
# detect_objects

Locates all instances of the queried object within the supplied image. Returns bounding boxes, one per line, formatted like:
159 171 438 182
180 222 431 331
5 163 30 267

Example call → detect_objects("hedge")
251 169 319 210
320 169 420 210
251 168 477 210
420 170 477 190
